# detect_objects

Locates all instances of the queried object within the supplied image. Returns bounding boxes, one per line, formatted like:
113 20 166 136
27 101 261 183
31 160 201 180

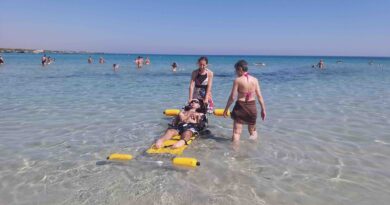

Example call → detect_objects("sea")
0 53 389 205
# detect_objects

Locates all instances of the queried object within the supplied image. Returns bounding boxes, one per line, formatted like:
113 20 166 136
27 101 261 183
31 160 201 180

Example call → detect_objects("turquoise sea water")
0 53 389 205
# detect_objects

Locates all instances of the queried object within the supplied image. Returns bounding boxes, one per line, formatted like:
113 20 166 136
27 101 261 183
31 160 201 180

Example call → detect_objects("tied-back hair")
235 60 248 72
198 56 208 64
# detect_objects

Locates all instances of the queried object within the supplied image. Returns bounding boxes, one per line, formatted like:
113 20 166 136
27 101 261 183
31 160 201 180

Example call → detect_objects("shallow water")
0 53 389 205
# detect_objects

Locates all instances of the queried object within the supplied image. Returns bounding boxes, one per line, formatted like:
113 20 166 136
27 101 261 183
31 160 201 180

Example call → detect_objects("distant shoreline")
0 48 103 55
1 48 389 58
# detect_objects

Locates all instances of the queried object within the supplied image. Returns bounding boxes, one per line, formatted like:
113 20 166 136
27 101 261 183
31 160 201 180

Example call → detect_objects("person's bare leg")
248 124 257 140
172 130 193 148
232 121 243 142
232 121 241 151
155 129 178 148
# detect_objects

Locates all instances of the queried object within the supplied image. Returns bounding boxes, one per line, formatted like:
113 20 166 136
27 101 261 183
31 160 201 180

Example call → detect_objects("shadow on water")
96 158 193 172
199 129 230 142
35 72 122 80
143 72 190 78
258 67 319 83
143 72 246 79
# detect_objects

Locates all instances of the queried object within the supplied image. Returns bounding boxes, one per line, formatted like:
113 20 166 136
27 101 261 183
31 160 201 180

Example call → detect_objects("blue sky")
0 0 389 56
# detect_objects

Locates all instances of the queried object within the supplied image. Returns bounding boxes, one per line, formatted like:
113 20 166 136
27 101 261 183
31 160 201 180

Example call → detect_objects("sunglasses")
190 100 199 104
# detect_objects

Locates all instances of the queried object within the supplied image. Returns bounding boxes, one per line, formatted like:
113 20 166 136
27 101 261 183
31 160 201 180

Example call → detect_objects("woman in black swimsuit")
189 56 214 112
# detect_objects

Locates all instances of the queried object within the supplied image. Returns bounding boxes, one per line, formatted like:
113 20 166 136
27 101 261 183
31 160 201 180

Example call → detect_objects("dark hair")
198 56 208 64
196 99 207 113
235 60 248 72
184 99 207 114
172 62 177 67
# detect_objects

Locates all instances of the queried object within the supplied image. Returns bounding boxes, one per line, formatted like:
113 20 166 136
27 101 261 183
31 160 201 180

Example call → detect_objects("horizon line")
1 47 389 58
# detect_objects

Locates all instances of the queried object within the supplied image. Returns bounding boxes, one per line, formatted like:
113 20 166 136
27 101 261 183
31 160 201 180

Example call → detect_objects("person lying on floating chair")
155 99 208 149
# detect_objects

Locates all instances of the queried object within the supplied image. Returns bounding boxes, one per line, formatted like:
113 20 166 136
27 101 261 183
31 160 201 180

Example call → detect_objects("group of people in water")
312 59 325 69
134 56 150 68
41 54 55 66
88 56 121 71
87 55 151 70
86 55 177 72
155 56 267 149
87 56 106 64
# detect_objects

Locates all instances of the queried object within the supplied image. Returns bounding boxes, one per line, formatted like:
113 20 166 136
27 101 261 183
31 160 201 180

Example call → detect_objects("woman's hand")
189 113 196 121
261 109 266 121
204 97 209 105
223 109 229 118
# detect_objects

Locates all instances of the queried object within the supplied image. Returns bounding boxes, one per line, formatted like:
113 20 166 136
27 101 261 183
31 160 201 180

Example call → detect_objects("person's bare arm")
178 111 188 123
223 79 238 117
195 113 204 123
205 70 213 103
255 79 266 120
189 71 196 102
171 115 179 126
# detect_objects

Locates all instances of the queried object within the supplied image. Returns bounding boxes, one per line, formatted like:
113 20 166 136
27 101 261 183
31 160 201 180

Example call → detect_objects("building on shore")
32 49 44 54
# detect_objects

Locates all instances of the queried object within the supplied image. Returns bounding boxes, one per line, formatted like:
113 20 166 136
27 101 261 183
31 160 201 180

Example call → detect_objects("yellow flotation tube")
213 108 230 116
164 108 229 116
163 109 180 116
173 157 200 167
107 153 133 160
106 153 200 167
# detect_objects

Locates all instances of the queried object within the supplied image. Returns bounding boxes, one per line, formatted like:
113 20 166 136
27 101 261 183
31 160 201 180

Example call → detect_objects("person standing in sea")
41 54 47 66
189 56 214 112
145 57 151 65
171 62 178 72
0 55 4 64
99 57 105 64
112 64 119 72
88 56 93 64
135 56 143 68
223 60 266 146
317 59 325 69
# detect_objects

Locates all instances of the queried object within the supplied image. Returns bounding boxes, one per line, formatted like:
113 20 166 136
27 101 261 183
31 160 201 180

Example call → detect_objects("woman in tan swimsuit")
223 60 266 144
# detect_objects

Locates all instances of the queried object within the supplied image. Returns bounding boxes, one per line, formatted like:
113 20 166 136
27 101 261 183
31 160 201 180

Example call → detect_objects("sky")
0 0 389 56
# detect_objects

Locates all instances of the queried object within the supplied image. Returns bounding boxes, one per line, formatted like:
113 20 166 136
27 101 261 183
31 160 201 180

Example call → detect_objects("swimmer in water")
112 64 119 72
317 59 325 69
171 62 178 72
145 57 150 65
88 56 93 64
99 57 105 64
41 54 47 66
47 56 52 65
135 56 143 68
0 55 4 64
